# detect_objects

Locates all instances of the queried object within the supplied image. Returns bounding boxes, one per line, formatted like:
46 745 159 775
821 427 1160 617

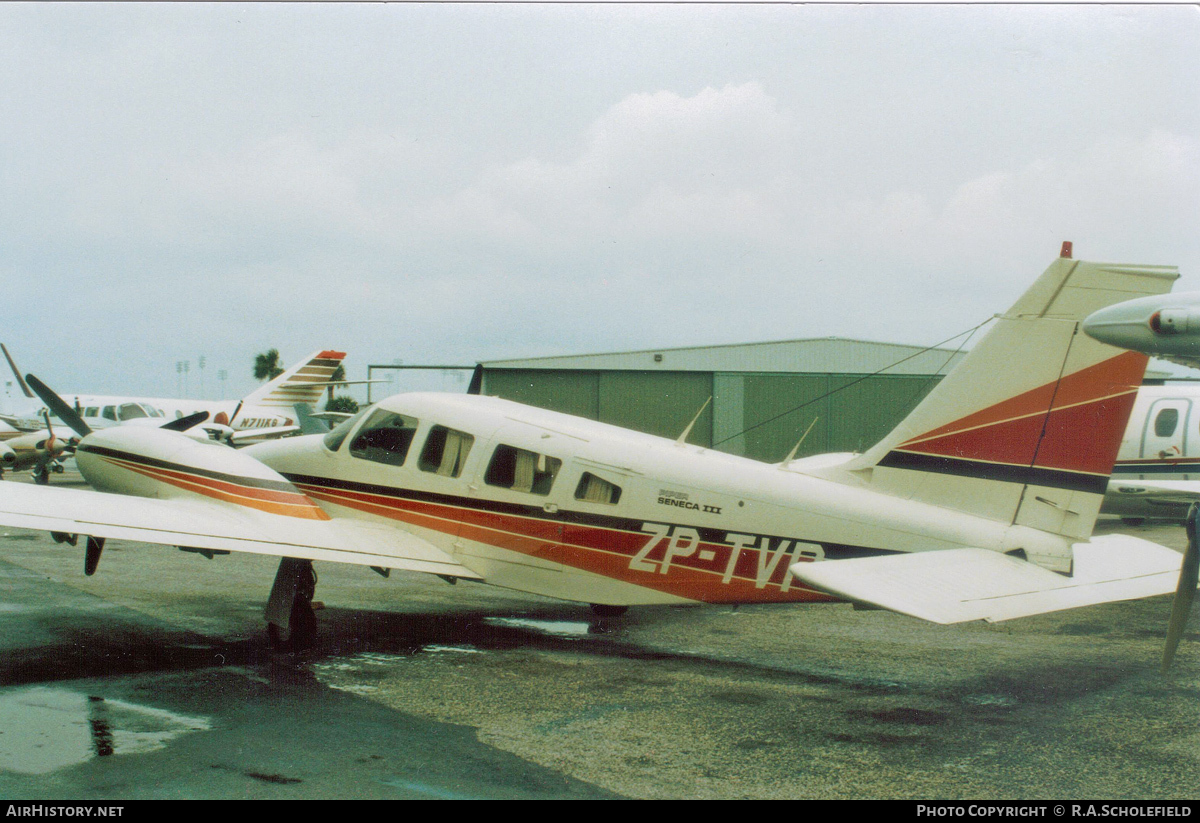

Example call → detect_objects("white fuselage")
1104 383 1200 517
241 392 1072 606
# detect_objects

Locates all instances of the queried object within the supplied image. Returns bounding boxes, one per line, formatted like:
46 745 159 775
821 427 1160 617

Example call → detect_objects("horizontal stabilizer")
790 535 1186 624
0 481 480 579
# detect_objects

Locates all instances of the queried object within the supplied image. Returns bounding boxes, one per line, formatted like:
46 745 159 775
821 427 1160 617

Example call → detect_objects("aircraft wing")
0 482 480 579
229 425 300 445
0 413 45 432
789 535 1185 624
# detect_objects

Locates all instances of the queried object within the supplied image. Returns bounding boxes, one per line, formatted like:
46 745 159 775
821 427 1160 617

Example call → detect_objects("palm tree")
328 363 346 405
253 349 284 381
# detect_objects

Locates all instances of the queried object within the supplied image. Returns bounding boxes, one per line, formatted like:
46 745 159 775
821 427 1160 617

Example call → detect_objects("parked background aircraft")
0 250 1195 671
0 347 345 480
1084 290 1200 370
1 347 347 445
60 349 347 439
1100 384 1200 521
1082 294 1200 519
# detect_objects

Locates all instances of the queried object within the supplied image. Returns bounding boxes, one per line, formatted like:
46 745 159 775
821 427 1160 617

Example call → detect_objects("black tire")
590 604 629 618
268 601 318 651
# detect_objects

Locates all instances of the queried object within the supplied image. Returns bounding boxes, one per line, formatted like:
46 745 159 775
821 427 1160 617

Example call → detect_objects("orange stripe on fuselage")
100 456 331 520
295 482 836 604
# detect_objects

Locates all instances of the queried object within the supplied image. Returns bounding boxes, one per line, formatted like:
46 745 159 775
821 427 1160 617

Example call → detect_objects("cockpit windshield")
322 406 371 452
117 403 149 421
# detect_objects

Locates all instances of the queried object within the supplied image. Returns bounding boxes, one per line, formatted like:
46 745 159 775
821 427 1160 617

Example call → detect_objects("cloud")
427 82 797 248
800 130 1200 267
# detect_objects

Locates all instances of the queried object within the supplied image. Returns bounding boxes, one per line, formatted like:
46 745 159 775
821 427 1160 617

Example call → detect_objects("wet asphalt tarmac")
0 472 1197 799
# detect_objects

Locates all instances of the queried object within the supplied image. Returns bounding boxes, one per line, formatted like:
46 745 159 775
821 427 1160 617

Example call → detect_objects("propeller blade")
25 374 91 438
467 364 483 395
1162 502 1200 674
161 411 210 432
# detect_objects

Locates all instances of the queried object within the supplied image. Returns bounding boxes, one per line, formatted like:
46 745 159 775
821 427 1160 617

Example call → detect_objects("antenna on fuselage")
675 397 712 447
779 418 819 468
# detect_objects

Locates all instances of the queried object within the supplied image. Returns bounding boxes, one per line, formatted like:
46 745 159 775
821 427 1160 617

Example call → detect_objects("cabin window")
419 426 475 478
485 444 561 495
322 407 370 452
1154 408 1180 438
102 406 116 421
349 409 419 467
575 472 622 505
118 403 149 421
84 407 98 418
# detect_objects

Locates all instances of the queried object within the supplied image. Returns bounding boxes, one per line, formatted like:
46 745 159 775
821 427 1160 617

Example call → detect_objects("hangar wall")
479 338 963 464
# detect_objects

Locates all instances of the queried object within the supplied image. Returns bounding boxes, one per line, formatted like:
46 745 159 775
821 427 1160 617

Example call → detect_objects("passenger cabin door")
1140 398 1191 477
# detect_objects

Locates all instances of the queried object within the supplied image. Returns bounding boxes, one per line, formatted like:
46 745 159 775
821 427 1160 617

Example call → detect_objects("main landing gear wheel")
268 599 318 651
266 558 319 651
33 466 50 485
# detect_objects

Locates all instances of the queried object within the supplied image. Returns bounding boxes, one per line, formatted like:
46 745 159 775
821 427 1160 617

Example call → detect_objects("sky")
1 3 1198 405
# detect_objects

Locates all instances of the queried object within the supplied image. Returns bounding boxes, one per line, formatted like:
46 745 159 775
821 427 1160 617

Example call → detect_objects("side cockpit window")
419 426 475 478
348 410 419 467
485 444 561 495
118 403 149 421
575 472 622 505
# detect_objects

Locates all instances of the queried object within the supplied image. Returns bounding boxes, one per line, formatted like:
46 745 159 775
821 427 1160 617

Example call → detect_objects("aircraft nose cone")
1083 291 1200 356
1083 300 1154 349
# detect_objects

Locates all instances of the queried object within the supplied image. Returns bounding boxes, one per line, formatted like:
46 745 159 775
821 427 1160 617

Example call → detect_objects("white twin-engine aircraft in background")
53 349 348 443
1083 292 1200 520
0 348 347 480
0 250 1197 671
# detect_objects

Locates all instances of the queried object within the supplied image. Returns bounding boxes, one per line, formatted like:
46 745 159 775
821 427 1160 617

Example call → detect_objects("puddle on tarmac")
0 687 211 775
483 617 601 638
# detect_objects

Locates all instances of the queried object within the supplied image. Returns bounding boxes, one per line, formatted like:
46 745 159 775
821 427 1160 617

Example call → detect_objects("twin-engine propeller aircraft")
1 347 347 445
1083 292 1200 520
55 349 349 445
0 249 1197 671
1084 289 1200 369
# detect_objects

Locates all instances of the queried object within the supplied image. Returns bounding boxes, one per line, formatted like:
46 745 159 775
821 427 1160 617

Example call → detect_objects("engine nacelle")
1149 308 1199 335
0 442 15 466
74 427 329 520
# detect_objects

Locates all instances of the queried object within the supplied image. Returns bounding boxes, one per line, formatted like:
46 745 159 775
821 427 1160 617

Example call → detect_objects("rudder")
846 251 1178 551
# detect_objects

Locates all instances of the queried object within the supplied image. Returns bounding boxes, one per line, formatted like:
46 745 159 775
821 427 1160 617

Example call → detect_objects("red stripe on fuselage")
898 351 1146 477
294 482 835 604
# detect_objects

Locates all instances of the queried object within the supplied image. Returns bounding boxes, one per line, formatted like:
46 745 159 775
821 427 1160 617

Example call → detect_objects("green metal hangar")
475 337 967 464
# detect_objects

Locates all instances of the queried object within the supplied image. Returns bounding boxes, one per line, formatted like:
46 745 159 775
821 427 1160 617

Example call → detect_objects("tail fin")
235 350 346 421
847 252 1178 544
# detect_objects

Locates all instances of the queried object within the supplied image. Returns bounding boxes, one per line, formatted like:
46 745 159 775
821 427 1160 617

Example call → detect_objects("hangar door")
481 369 714 448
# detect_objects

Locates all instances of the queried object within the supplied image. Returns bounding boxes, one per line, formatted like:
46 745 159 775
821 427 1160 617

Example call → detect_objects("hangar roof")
481 336 970 376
